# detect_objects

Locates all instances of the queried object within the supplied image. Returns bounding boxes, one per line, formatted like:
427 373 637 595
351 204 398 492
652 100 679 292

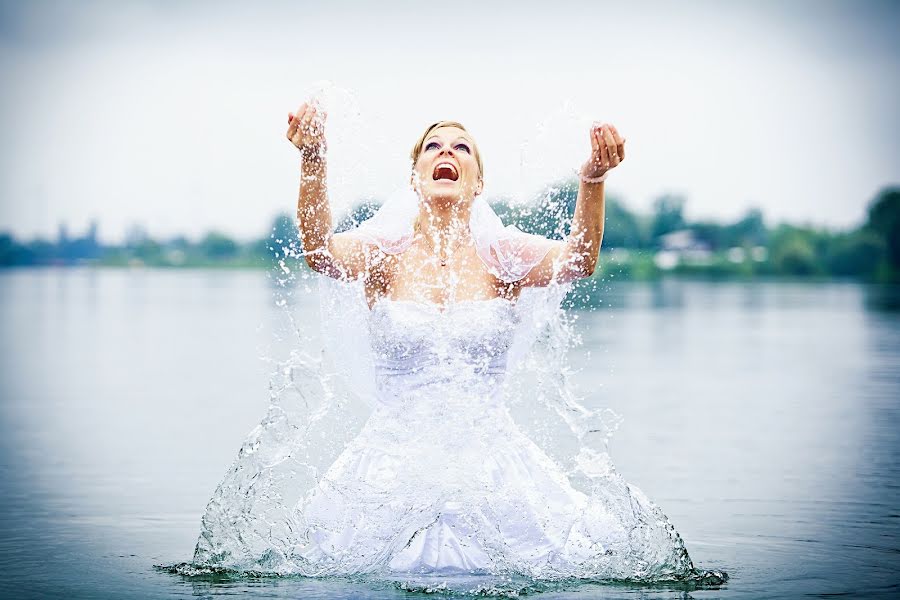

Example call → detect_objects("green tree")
26 239 55 264
650 194 686 242
603 197 645 248
770 229 821 276
132 239 163 263
490 180 578 240
335 201 380 233
689 221 726 250
727 208 767 247
268 213 302 258
693 209 767 252
199 232 238 260
866 187 900 270
826 231 885 278
523 180 579 239
0 234 24 265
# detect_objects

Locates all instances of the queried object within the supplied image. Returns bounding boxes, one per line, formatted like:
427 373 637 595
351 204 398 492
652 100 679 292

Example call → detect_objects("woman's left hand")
581 122 625 181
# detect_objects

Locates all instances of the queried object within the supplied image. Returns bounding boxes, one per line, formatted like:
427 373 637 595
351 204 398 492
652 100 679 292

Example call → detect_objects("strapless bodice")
367 298 519 410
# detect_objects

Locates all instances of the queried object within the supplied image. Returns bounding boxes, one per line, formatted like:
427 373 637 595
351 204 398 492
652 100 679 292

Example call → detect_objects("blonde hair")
410 120 483 179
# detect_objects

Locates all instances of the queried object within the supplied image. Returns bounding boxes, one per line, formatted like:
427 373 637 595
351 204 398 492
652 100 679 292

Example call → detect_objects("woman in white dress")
190 101 721 587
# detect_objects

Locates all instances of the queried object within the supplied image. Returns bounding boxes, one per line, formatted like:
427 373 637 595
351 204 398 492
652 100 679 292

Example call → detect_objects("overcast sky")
1 0 898 243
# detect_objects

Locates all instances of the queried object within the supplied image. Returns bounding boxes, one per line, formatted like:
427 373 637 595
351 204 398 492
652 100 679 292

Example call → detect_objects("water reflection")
863 283 900 312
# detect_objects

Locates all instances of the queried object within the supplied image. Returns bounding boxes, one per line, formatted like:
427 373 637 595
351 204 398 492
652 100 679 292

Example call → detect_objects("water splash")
181 90 726 592
302 80 376 216
515 100 596 205
158 563 728 597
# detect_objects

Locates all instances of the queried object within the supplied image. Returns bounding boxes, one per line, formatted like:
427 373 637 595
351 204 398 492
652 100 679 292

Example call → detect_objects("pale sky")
1 0 898 243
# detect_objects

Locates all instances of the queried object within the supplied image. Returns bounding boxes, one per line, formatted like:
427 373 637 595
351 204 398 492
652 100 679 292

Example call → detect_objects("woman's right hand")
286 101 327 159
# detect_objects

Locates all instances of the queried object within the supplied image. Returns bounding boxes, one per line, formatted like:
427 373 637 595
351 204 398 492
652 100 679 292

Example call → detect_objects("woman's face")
412 126 483 205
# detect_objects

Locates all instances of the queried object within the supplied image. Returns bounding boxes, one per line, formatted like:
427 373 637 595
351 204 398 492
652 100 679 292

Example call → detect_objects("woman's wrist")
300 139 326 159
579 160 609 184
579 169 608 185
300 146 326 171
300 151 326 182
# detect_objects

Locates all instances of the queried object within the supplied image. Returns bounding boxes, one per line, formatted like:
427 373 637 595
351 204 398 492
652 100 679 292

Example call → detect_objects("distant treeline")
1 184 898 282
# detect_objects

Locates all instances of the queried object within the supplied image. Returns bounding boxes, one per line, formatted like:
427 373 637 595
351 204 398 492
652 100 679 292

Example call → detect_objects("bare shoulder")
359 239 399 296
306 230 392 282
507 238 567 289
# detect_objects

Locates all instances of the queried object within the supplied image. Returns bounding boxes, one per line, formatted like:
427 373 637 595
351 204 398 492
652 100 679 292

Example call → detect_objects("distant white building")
727 247 746 263
727 245 769 264
655 229 712 269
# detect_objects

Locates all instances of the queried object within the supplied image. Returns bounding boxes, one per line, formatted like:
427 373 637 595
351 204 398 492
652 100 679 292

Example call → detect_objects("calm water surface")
0 269 898 599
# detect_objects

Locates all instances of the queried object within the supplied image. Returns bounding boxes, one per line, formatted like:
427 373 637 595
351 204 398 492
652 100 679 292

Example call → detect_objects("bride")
190 100 714 585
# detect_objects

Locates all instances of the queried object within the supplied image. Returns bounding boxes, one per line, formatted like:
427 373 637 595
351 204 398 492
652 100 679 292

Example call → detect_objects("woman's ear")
476 179 484 196
409 159 421 191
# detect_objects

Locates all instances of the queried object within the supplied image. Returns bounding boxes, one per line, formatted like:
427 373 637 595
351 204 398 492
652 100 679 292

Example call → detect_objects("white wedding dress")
190 194 708 584
291 296 694 580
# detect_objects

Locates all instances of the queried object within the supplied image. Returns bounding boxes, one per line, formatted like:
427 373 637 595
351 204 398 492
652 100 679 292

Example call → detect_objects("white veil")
348 186 559 282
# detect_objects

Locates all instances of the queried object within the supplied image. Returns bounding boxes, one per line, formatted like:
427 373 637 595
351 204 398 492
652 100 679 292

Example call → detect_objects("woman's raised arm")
517 122 625 287
287 101 374 280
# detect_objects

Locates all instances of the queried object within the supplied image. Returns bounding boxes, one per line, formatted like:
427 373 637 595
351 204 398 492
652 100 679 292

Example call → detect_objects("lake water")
1 268 898 599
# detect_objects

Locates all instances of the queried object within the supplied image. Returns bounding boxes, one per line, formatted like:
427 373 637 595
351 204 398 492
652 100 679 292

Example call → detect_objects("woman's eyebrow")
424 135 472 146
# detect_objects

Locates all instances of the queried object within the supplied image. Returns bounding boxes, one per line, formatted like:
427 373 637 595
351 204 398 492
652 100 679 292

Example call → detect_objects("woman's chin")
419 183 469 206
419 181 475 204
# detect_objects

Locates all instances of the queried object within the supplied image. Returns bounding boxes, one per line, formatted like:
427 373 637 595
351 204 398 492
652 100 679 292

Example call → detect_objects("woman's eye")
425 141 440 151
455 144 471 153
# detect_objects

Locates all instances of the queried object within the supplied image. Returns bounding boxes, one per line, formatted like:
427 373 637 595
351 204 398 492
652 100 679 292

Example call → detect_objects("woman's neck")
415 201 473 247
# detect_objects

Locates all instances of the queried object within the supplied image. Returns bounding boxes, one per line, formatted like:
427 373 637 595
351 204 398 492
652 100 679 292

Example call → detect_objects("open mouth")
432 162 459 182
